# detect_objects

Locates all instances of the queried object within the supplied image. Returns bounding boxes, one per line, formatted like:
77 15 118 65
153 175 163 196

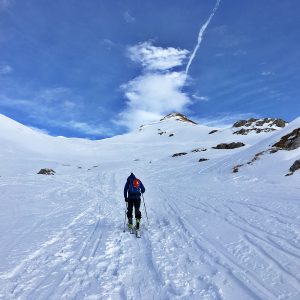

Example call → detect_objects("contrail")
185 0 222 77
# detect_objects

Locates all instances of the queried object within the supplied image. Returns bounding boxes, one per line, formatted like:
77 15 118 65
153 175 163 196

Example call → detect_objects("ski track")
1 166 300 299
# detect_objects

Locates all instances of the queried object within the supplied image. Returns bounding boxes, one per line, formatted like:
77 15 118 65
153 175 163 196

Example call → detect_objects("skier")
124 173 145 232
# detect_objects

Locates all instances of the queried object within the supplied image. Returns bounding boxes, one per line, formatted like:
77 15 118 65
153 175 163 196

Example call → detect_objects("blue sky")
0 0 299 138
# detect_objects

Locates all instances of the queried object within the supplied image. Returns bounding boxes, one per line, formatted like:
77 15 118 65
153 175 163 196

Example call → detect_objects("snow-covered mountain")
0 113 299 299
1 112 295 176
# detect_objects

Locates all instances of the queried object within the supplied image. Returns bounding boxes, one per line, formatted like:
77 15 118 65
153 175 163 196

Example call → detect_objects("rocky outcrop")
290 160 300 173
233 164 243 173
247 151 267 165
234 128 276 135
233 119 251 127
289 160 300 175
172 152 188 157
213 142 245 149
37 168 55 175
285 160 300 176
258 118 286 127
209 130 218 134
232 150 269 173
160 113 198 125
157 129 167 135
199 158 209 162
231 127 300 174
233 118 287 128
233 118 287 135
191 148 207 153
272 128 300 150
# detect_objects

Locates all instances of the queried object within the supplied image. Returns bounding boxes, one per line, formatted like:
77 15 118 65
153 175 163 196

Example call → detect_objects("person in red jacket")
124 173 145 230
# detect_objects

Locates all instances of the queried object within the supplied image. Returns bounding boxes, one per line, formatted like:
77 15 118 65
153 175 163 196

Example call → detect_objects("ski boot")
135 218 141 230
128 218 134 234
135 219 141 238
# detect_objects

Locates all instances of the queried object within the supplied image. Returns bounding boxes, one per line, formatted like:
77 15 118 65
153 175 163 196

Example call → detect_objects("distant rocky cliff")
233 118 287 135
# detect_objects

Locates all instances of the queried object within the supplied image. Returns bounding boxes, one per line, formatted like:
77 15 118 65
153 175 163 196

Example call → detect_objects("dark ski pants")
127 198 141 221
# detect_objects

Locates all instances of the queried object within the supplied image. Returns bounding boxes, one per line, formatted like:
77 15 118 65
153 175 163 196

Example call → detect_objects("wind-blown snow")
0 113 299 299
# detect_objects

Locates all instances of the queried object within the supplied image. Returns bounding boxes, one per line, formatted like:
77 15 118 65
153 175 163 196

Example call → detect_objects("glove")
124 197 128 202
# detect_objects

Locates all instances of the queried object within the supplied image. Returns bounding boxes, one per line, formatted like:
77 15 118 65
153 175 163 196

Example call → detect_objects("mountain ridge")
0 112 298 178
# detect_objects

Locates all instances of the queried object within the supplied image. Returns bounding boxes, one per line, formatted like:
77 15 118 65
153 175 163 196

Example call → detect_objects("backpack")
129 178 141 195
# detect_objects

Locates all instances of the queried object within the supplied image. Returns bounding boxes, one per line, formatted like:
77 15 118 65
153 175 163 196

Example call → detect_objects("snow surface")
0 113 299 299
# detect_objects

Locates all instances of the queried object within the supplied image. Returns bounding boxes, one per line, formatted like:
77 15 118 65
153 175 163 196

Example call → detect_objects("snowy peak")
232 117 287 135
0 114 41 136
160 112 198 125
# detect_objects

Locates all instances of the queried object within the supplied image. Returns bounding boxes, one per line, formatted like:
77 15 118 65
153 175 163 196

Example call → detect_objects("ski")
128 225 141 237
129 227 140 237
128 223 134 234
135 227 141 238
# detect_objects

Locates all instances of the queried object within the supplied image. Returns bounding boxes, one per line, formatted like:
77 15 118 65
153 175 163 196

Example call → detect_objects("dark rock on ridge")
213 142 245 149
233 118 287 135
209 130 218 134
286 160 300 176
199 158 209 162
38 168 55 175
191 148 207 153
234 128 276 135
172 152 188 157
272 128 300 150
161 113 198 125
232 164 243 173
289 159 300 173
233 118 287 128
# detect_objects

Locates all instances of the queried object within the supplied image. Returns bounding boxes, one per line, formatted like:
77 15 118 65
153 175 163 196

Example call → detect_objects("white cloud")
0 64 13 75
261 71 274 76
102 39 115 49
65 121 109 135
116 110 162 129
233 49 247 56
117 1 224 131
62 100 77 109
117 41 192 130
117 71 190 130
0 87 114 137
192 95 209 101
0 95 33 108
122 72 189 112
37 87 71 103
128 41 189 71
124 11 135 23
197 112 258 128
33 118 111 136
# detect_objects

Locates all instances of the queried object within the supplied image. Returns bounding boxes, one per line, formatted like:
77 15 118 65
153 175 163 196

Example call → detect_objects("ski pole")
123 202 127 232
141 194 149 226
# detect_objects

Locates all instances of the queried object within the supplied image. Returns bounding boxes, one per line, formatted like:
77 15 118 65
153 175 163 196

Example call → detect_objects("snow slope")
0 113 299 299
